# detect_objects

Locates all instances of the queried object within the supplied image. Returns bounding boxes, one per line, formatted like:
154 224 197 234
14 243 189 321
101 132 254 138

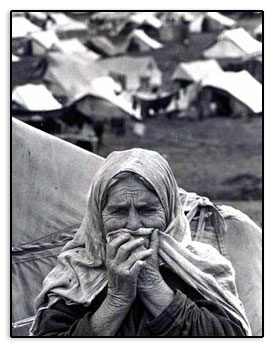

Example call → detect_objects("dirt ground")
98 115 262 227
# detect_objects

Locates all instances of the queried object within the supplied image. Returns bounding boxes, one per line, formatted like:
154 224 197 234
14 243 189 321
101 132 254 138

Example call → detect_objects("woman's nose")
126 208 142 230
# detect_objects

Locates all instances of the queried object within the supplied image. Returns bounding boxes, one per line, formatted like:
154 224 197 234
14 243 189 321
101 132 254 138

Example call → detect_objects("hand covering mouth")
106 228 155 244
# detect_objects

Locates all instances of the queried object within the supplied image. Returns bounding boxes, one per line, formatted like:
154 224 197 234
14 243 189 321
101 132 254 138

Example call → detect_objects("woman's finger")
149 229 159 255
122 249 153 269
106 234 131 260
129 260 146 278
115 238 145 263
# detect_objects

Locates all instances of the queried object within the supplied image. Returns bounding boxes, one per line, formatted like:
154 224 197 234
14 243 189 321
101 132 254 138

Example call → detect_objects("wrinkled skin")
102 176 175 316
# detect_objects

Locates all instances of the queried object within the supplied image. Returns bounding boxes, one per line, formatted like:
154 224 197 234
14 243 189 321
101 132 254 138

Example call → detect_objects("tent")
31 31 91 55
254 23 262 41
12 54 20 62
172 59 223 83
12 84 64 133
26 11 48 28
98 55 162 90
72 76 141 120
45 53 141 120
130 29 163 51
86 35 130 56
30 31 99 56
201 70 262 114
160 12 235 33
203 12 236 31
203 28 262 59
12 55 48 89
12 16 42 38
29 30 61 55
44 52 104 101
129 13 162 29
88 29 161 57
12 84 62 112
11 118 104 335
12 118 262 336
47 12 88 39
53 38 89 54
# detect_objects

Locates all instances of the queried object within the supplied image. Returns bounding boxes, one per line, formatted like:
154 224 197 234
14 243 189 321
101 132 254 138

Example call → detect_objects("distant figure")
93 120 105 147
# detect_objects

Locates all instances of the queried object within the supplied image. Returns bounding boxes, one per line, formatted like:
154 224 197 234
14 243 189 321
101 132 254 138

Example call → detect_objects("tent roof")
205 12 236 27
54 38 88 54
132 29 162 49
88 35 129 56
12 54 21 62
90 12 132 21
30 30 60 50
48 12 87 32
220 28 262 54
203 28 262 58
45 53 141 119
12 117 104 246
12 84 62 111
45 52 104 100
254 23 262 35
201 70 262 113
30 31 89 54
172 59 222 82
89 29 161 56
130 13 162 29
73 76 142 120
98 55 159 77
27 11 48 22
12 17 42 38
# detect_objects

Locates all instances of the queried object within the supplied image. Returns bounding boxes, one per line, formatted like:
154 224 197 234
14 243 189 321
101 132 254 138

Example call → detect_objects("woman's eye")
139 208 156 215
113 209 128 215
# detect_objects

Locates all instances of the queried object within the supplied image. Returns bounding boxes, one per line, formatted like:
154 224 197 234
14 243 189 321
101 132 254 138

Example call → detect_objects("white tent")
168 12 235 33
205 12 236 28
12 54 21 62
131 29 163 50
201 70 262 114
130 13 162 29
12 17 42 38
73 76 142 121
98 55 162 90
204 28 262 58
29 30 60 55
30 31 91 56
172 59 223 82
48 12 87 30
27 12 48 27
254 23 262 41
53 38 88 54
12 84 62 111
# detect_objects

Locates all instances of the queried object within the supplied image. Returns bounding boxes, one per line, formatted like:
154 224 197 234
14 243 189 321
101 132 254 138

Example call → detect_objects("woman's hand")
105 233 153 309
137 229 163 290
137 230 175 317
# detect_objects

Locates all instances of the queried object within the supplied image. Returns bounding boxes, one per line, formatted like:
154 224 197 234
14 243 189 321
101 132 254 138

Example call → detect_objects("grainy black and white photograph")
11 10 262 338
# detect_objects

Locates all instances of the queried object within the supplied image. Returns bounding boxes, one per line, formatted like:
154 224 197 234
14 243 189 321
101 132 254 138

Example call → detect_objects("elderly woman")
30 149 251 336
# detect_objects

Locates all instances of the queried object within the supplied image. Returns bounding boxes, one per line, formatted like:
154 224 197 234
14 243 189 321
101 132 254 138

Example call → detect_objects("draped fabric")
30 148 251 336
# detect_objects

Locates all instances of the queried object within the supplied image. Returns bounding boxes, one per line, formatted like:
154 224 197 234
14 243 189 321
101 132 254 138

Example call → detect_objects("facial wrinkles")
102 177 166 233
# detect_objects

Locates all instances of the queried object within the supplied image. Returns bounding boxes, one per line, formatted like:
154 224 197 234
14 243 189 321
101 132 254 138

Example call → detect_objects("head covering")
30 148 251 335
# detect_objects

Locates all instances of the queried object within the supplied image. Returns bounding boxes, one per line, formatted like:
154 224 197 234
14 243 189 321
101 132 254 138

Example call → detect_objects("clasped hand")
105 230 164 308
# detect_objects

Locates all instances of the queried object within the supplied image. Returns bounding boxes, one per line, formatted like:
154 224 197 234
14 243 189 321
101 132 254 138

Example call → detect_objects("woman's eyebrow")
105 203 128 211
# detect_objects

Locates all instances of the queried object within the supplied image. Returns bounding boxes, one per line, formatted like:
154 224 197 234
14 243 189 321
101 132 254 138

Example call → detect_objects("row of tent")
12 12 262 129
170 58 262 116
12 12 262 59
12 54 262 123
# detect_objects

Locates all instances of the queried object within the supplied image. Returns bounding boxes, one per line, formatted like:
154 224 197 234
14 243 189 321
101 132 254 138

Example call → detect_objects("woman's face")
102 175 166 236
